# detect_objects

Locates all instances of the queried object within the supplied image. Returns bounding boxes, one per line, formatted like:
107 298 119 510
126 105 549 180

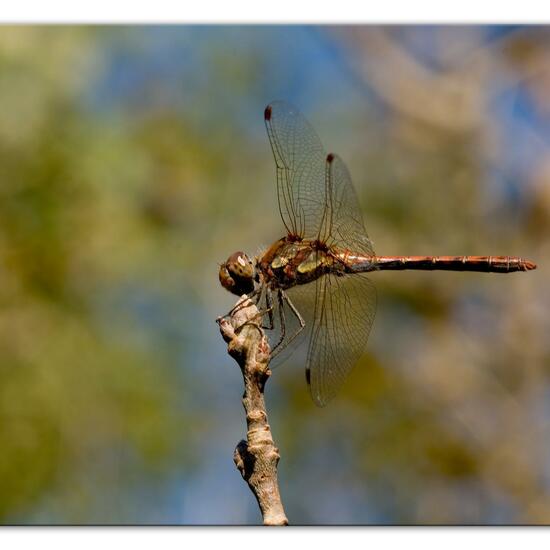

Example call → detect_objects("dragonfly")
219 101 537 407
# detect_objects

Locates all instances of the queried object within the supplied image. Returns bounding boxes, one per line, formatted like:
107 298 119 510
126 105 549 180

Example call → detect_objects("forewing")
320 153 374 256
307 273 377 407
264 101 328 239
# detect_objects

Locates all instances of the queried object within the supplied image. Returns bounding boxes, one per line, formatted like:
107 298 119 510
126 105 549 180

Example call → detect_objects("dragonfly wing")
320 153 375 256
264 101 328 239
306 272 377 407
264 105 378 406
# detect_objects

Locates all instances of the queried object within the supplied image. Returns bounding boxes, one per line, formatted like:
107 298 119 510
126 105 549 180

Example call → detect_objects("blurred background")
0 25 548 525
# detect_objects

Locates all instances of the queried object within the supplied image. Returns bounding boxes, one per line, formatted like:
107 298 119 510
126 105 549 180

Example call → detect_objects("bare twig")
217 295 288 526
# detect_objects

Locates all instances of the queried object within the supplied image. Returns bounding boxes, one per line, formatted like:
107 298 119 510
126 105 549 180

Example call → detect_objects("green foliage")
0 28 191 522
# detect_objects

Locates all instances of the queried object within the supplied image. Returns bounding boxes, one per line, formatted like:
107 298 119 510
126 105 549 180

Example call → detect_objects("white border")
1 4 549 548
0 1 550 23
2 527 550 550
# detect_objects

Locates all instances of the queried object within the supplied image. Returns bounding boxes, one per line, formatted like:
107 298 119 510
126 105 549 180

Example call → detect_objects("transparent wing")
320 153 375 256
264 105 378 407
264 101 328 239
307 273 377 407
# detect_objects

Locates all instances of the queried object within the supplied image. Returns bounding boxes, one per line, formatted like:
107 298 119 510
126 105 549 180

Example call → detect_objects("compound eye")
227 252 255 280
219 252 256 296
218 264 237 294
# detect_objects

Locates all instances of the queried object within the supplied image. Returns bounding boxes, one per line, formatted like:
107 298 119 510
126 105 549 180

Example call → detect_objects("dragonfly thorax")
258 236 340 291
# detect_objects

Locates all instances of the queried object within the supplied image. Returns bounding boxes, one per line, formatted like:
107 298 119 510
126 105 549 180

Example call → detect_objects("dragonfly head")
219 251 257 296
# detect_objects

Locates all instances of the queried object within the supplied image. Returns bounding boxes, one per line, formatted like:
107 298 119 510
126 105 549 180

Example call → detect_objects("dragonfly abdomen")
371 255 536 273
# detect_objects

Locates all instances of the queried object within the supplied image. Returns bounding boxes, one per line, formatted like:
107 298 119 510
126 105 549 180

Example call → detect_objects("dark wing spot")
305 367 311 385
264 105 272 121
327 153 335 163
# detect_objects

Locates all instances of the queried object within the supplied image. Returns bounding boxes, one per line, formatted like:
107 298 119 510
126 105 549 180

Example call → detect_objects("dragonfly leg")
230 285 276 335
260 288 275 330
270 290 306 359
269 290 287 355
219 287 262 322
246 303 275 330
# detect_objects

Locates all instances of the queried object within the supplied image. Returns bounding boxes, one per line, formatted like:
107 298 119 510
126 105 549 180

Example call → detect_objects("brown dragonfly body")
219 101 537 407
259 236 535 294
368 255 535 273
